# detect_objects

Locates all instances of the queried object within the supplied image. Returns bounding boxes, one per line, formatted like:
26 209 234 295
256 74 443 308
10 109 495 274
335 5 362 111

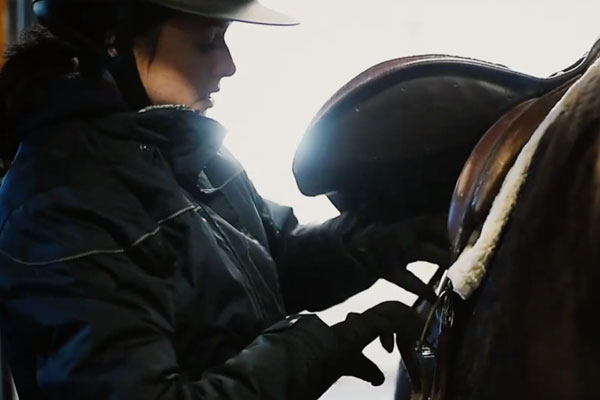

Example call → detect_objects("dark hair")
0 25 77 173
0 3 173 176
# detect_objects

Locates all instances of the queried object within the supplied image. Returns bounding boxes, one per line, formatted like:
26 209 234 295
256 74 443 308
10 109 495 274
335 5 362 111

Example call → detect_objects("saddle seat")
293 38 600 229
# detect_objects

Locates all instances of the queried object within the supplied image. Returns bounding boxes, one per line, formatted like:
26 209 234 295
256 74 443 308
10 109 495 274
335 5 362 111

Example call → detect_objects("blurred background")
1 0 600 399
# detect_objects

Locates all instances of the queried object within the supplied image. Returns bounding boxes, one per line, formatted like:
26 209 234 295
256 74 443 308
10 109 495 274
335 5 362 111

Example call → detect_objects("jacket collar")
126 106 227 179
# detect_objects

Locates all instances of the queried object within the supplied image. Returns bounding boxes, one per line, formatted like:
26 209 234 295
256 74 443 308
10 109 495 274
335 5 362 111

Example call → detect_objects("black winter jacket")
0 74 377 399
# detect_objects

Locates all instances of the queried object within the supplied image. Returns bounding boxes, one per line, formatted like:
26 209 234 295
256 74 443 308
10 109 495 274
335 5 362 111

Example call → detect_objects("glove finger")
364 301 416 321
342 301 424 348
386 267 437 303
342 312 395 348
368 301 426 340
336 314 399 352
379 333 395 353
347 354 385 386
364 301 424 337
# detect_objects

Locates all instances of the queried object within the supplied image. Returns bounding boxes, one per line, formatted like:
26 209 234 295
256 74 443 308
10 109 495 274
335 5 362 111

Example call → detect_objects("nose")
213 44 237 78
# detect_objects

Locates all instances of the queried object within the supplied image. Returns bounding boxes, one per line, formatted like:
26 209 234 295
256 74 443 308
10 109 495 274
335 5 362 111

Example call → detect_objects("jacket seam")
0 204 201 266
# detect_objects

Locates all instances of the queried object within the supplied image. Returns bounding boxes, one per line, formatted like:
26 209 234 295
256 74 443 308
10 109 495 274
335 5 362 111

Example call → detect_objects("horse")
293 38 600 399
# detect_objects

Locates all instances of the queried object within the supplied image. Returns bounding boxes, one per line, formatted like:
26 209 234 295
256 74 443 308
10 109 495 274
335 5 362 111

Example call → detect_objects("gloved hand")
210 301 423 400
347 214 452 302
328 301 424 389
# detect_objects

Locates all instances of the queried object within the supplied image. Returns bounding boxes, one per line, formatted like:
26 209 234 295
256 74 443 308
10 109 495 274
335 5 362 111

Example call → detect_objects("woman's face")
134 15 236 114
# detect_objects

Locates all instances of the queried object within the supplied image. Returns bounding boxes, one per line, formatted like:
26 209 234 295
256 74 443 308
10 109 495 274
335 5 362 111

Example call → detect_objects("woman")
0 0 450 398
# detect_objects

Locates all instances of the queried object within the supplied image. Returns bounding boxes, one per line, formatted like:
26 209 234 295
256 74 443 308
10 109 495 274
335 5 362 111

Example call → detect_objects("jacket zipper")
241 238 286 316
195 203 269 323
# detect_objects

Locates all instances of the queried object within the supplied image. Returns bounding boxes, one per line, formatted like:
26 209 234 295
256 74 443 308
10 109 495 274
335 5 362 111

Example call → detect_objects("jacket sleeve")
0 194 338 400
256 196 378 314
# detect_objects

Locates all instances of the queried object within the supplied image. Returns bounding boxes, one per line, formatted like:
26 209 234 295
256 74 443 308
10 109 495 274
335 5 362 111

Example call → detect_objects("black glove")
211 301 424 400
347 214 452 302
327 301 424 389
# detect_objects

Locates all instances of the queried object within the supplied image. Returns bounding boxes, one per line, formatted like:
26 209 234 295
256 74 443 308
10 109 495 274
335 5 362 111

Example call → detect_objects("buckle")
404 271 455 400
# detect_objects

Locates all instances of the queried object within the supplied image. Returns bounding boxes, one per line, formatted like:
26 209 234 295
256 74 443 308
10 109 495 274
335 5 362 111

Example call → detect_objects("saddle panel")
293 38 600 223
448 81 574 253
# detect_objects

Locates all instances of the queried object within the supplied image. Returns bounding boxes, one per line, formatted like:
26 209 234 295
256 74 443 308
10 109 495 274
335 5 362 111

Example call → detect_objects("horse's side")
445 73 600 399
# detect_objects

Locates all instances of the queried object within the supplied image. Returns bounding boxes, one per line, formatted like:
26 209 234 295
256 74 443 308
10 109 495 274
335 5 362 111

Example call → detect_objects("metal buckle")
407 271 455 400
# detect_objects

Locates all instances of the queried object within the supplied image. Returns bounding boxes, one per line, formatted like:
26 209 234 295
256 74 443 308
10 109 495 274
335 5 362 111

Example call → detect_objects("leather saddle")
293 38 600 246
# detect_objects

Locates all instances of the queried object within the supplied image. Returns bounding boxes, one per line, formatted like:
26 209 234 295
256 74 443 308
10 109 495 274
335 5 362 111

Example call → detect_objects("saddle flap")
293 38 600 222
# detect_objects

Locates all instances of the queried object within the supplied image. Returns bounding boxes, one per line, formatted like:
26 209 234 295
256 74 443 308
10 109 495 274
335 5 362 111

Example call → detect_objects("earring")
106 32 119 58
71 57 80 71
107 47 119 58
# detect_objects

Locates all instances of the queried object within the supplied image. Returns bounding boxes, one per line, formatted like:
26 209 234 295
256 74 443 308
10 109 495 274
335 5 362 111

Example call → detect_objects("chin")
193 98 214 114
195 106 209 116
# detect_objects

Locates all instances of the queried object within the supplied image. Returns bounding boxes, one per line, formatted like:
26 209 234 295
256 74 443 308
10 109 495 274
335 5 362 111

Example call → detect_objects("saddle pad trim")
447 54 600 299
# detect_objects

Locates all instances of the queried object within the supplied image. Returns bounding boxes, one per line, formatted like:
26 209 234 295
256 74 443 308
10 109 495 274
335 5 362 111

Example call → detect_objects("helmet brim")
146 0 299 26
